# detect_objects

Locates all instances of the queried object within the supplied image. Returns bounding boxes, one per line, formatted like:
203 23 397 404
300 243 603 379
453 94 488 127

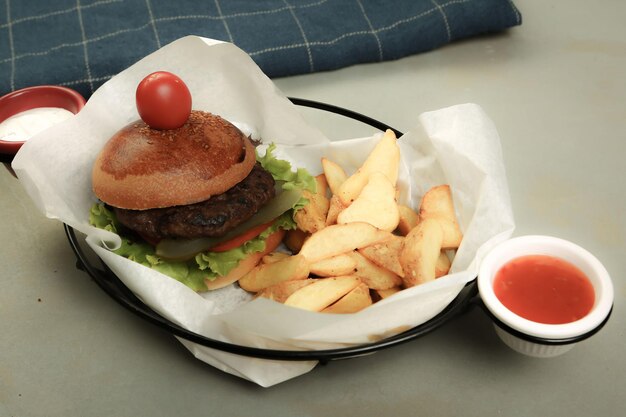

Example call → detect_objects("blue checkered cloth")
0 0 521 98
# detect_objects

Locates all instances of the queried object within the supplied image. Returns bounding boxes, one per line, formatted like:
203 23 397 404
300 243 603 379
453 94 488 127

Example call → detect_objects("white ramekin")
478 235 614 357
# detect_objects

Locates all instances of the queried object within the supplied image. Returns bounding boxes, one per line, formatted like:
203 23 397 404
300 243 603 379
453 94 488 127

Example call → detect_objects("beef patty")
114 163 275 240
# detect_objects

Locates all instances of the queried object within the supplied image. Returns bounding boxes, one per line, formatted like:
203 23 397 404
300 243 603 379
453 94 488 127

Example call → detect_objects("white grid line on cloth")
76 0 94 93
6 0 16 90
282 0 314 72
0 21 154 64
0 0 469 65
1 0 475 76
247 0 470 58
145 0 161 48
58 74 113 87
356 0 383 61
431 0 452 41
0 0 122 29
214 0 234 43
153 0 328 23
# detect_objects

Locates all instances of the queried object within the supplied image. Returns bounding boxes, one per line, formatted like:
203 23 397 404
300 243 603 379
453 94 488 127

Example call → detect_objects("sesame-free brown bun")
92 111 256 210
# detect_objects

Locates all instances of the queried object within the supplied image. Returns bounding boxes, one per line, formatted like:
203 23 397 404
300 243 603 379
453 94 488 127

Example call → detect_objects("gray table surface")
1 1 624 416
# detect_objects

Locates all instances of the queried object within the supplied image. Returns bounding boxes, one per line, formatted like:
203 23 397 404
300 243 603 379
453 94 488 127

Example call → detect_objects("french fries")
321 158 347 195
256 279 315 303
435 251 452 278
284 276 362 312
400 218 444 287
294 189 329 233
396 204 419 236
347 251 402 290
357 234 405 278
236 132 464 313
239 254 310 292
299 222 392 263
418 185 463 249
322 283 372 314
337 172 399 232
283 228 309 253
336 130 400 206
309 253 357 277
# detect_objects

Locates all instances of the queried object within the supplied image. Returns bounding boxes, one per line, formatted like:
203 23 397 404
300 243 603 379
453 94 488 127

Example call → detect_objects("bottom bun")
204 229 287 291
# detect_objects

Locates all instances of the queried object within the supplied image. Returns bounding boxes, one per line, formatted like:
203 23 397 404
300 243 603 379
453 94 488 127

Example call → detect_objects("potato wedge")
396 204 420 236
400 218 444 287
315 174 329 197
256 279 315 303
239 254 309 292
322 283 372 314
299 222 392 263
348 251 402 290
419 185 463 249
285 276 361 312
309 253 357 277
325 194 345 225
321 158 348 195
374 287 402 299
337 130 401 205
261 251 290 264
294 190 329 233
435 251 452 278
357 235 405 277
283 228 309 253
337 172 400 232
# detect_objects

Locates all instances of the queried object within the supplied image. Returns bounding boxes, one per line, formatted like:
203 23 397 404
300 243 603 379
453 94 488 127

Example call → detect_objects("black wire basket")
65 97 480 362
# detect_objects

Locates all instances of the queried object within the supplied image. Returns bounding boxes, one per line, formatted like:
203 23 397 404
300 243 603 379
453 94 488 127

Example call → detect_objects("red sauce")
493 255 595 324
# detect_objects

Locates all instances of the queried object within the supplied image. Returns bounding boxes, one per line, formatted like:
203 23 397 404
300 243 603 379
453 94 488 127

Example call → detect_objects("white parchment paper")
12 36 515 387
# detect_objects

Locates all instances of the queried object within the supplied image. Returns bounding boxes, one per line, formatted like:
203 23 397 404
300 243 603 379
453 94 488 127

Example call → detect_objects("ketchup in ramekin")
493 255 595 325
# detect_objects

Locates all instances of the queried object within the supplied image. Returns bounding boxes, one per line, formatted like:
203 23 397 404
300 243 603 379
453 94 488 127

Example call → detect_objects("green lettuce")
89 144 315 292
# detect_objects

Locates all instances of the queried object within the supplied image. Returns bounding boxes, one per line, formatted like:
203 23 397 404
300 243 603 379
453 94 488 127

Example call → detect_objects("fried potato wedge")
337 130 401 205
357 234 405 278
256 279 315 303
283 228 309 253
396 204 420 236
435 251 452 278
309 253 357 277
294 190 329 234
315 174 329 197
261 251 290 264
299 222 392 263
400 218 444 287
325 194 345 226
321 158 347 195
374 287 402 300
419 185 463 249
285 276 362 312
337 172 400 232
348 251 402 290
239 254 310 292
322 283 372 314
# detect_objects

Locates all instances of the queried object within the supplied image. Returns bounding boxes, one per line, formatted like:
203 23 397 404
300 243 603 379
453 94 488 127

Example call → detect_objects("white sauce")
0 107 75 142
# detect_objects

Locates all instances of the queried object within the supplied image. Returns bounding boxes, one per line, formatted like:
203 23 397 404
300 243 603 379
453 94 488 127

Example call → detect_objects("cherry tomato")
136 71 192 130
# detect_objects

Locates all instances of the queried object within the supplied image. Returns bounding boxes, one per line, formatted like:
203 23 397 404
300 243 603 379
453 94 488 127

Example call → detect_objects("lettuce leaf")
89 144 315 292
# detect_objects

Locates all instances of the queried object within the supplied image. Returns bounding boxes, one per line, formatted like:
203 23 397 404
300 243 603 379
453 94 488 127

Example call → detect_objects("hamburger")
90 109 314 292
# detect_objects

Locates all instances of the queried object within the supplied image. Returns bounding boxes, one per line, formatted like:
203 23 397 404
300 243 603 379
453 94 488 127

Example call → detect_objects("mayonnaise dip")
0 107 74 142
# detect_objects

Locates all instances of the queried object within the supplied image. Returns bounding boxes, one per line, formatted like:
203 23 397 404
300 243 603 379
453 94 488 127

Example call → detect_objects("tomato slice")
209 221 274 252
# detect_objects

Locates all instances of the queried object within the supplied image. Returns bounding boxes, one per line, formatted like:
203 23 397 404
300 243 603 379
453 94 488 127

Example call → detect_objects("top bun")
92 111 257 210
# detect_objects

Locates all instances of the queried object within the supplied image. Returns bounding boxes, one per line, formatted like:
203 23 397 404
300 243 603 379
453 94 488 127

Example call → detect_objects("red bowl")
0 86 86 155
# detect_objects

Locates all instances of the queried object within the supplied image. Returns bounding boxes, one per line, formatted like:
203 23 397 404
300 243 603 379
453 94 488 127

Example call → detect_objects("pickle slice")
156 188 303 261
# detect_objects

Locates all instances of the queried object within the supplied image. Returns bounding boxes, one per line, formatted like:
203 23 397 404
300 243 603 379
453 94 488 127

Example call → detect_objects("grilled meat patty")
114 163 276 240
